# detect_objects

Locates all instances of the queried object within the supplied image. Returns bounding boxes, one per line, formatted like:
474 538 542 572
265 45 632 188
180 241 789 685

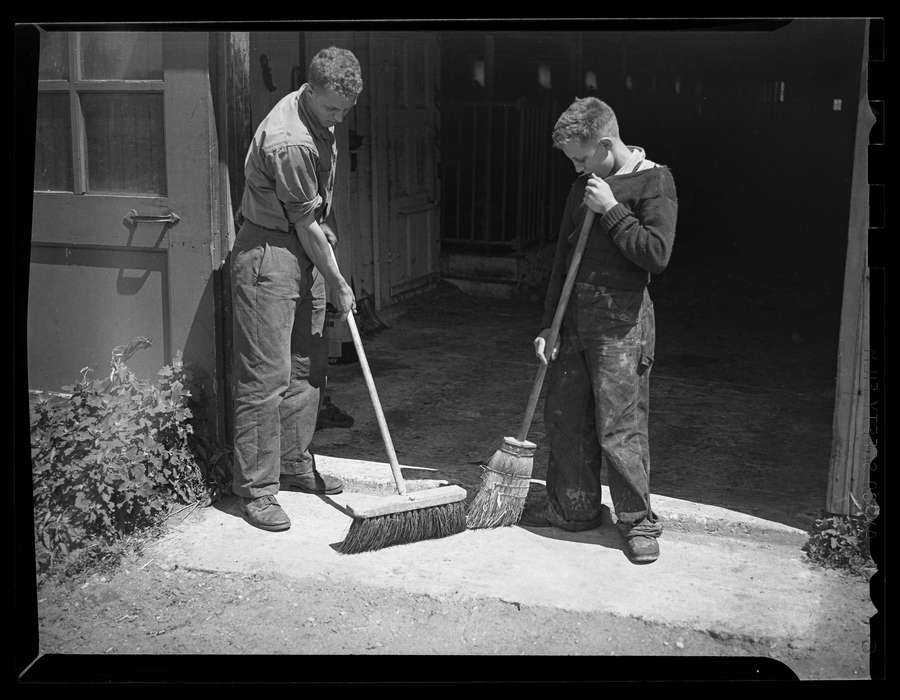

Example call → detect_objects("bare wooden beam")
226 33 252 219
209 31 251 447
826 19 878 516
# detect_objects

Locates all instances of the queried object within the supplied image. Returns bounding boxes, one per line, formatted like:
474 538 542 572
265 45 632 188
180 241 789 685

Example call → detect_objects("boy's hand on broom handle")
531 209 596 367
533 328 560 365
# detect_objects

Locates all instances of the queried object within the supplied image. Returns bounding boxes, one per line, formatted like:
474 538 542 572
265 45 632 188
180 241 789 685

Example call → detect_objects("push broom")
327 247 467 554
466 209 596 529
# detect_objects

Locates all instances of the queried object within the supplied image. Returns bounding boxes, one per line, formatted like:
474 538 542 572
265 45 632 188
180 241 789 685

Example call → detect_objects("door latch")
123 209 181 227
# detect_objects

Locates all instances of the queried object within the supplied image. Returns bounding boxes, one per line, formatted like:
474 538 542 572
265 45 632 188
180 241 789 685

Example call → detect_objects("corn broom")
466 210 596 529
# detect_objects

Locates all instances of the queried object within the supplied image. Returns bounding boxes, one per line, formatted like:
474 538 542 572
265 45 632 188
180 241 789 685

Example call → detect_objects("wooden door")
28 31 217 395
371 33 441 304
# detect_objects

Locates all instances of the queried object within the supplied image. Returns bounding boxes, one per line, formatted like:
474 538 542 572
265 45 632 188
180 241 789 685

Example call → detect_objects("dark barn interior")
439 20 857 302
429 20 865 526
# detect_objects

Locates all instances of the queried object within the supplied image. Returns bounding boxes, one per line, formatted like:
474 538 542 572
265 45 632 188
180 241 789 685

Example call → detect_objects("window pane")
34 93 73 192
38 32 69 80
81 92 166 195
80 32 163 80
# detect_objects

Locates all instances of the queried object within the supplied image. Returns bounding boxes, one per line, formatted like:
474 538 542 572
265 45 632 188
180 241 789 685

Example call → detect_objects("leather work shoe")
241 495 291 532
622 533 660 564
280 470 344 495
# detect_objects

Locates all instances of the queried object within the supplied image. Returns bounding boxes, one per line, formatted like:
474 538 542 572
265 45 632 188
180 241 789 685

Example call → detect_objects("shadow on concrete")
212 495 244 520
317 495 354 517
516 522 628 555
514 503 628 554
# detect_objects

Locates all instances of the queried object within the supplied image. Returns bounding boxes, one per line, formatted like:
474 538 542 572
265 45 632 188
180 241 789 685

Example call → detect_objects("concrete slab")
150 484 873 647
313 454 809 546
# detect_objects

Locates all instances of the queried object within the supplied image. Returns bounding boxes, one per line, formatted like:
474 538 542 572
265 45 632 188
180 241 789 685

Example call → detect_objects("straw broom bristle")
337 501 466 554
465 442 534 529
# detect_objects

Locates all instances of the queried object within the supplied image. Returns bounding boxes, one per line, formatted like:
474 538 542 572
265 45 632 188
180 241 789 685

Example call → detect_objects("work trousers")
230 220 327 499
544 283 662 537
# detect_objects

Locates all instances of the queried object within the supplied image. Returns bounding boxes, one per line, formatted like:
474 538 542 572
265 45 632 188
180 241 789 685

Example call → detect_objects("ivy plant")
803 505 878 576
30 340 220 575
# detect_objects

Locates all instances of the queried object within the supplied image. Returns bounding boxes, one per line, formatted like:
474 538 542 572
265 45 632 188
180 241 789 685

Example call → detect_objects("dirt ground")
26 264 877 682
31 550 871 681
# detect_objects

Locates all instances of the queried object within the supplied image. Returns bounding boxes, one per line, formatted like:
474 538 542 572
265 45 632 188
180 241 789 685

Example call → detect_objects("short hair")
551 97 620 148
308 47 363 99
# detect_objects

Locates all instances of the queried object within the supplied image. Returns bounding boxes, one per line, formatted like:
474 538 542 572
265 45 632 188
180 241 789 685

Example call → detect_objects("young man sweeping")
230 47 362 531
523 97 677 564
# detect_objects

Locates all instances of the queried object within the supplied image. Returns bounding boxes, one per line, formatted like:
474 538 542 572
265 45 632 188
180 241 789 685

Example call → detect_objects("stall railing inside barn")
441 101 567 253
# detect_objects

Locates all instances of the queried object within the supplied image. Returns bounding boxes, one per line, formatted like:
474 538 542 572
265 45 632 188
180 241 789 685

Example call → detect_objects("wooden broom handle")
328 247 407 496
517 209 596 442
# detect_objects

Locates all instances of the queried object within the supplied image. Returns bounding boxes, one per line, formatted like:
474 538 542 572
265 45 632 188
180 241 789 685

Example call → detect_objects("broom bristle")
465 443 534 529
337 501 466 554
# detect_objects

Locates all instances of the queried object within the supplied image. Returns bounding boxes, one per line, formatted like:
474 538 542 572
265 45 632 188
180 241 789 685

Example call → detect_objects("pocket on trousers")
609 290 643 324
580 285 643 325
231 239 269 290
638 300 656 375
253 242 270 285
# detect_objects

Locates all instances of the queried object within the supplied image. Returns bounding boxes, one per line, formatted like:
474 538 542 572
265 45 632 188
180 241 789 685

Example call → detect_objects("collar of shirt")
615 145 648 175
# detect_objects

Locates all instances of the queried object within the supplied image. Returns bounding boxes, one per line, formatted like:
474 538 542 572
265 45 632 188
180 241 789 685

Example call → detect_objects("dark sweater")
541 164 678 328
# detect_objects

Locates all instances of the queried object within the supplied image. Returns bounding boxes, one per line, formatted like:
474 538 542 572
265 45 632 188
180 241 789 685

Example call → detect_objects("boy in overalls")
526 97 678 564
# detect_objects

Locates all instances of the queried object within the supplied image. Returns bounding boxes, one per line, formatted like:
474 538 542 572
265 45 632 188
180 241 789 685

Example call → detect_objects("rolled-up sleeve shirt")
240 83 337 235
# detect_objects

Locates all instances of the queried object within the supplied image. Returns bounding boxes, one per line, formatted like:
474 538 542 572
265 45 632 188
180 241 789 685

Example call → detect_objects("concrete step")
153 485 872 650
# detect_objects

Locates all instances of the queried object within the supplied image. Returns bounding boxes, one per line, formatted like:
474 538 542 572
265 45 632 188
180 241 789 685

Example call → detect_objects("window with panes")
34 31 167 196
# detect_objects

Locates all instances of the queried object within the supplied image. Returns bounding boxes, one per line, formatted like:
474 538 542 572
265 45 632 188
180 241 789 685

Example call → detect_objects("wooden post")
516 106 525 250
368 36 384 309
484 34 495 102
573 32 583 99
217 33 252 225
469 105 477 241
483 102 493 243
826 20 878 516
210 31 252 447
500 105 509 243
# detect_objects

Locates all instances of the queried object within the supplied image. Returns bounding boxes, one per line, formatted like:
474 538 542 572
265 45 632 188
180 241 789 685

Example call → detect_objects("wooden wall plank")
210 31 252 445
826 20 878 516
